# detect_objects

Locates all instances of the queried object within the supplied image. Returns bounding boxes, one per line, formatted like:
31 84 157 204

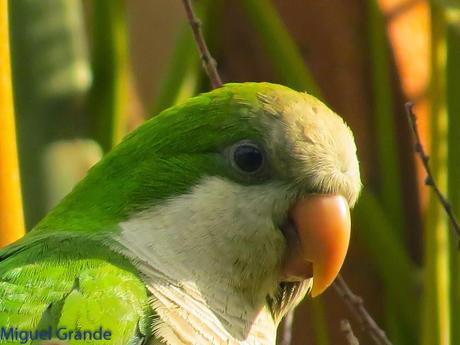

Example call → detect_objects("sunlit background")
1 1 460 344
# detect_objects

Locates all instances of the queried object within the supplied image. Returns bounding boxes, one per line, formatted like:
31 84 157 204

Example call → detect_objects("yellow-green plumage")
0 235 150 344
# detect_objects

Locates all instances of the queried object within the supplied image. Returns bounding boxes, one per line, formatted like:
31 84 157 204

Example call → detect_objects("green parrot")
0 82 361 345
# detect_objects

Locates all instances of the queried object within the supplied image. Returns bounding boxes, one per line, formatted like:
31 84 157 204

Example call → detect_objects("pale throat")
116 176 292 343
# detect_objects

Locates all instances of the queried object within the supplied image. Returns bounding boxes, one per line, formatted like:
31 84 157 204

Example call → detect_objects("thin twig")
340 319 360 345
333 275 392 345
180 2 391 345
180 0 223 88
405 102 460 245
280 310 294 345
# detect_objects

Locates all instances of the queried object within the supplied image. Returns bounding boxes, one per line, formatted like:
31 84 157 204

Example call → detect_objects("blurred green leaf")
9 0 90 228
88 0 129 152
150 25 200 115
353 191 419 342
447 19 460 345
239 0 320 97
368 0 405 237
310 299 330 345
368 2 409 342
422 4 451 345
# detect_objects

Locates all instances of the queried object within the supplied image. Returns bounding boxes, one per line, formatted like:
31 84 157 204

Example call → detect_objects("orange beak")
281 195 351 297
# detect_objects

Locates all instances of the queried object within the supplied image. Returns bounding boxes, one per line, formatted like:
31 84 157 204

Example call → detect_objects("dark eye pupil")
233 145 264 173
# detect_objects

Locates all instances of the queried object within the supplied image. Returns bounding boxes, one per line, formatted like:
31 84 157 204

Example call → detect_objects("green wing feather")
0 234 151 345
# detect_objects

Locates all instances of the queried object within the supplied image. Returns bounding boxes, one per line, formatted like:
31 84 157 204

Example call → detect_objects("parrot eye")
231 141 265 174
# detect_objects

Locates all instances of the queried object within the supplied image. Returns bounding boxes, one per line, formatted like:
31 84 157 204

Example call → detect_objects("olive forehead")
250 91 361 205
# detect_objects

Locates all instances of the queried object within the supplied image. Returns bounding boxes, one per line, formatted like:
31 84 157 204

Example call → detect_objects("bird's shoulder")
0 233 152 345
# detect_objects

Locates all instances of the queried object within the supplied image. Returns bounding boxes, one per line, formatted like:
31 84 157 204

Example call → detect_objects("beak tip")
310 279 333 297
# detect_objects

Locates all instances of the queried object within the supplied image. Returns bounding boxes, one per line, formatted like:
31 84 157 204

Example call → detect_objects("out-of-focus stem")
90 0 129 152
369 0 405 237
0 0 25 247
446 15 460 345
422 4 450 345
368 4 408 340
9 0 90 227
239 0 320 97
310 299 331 345
353 191 418 339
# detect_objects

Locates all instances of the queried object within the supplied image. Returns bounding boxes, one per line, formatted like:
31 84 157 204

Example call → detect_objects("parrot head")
36 82 361 341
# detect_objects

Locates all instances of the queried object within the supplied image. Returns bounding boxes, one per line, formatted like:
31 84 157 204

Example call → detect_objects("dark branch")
180 0 223 89
340 319 360 345
405 102 460 245
333 275 392 345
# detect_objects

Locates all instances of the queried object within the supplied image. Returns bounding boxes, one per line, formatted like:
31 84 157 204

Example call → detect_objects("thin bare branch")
180 0 223 89
405 102 460 245
333 275 392 345
340 319 360 345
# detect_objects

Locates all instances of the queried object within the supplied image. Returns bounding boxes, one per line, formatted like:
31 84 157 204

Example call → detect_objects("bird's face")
253 90 361 295
188 86 362 320
114 83 361 326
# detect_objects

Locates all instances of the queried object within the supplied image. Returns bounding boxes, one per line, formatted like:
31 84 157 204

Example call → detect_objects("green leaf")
89 0 129 152
422 4 451 345
447 17 460 345
9 0 90 228
353 191 419 342
239 0 320 97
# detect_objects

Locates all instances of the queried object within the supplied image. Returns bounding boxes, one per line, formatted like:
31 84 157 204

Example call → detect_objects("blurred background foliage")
1 0 460 344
